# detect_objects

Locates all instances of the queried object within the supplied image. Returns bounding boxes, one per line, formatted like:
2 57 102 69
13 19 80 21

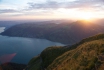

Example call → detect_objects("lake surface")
0 27 64 64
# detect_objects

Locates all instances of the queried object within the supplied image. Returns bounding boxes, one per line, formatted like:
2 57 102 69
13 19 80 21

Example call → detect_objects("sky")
0 0 104 21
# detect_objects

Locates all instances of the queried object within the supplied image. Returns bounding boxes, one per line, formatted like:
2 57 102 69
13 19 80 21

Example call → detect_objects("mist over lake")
0 27 64 64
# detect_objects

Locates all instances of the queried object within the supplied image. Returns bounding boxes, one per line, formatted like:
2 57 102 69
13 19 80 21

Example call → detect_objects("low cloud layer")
0 9 18 13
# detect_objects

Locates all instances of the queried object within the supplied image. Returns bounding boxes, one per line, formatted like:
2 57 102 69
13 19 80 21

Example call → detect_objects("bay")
0 27 64 64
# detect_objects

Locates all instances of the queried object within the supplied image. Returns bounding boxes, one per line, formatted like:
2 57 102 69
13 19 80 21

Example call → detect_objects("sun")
78 12 94 21
81 14 92 20
54 8 96 21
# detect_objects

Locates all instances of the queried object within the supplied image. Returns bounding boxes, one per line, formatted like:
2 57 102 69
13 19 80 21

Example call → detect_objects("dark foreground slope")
26 34 104 70
1 21 104 44
0 62 26 70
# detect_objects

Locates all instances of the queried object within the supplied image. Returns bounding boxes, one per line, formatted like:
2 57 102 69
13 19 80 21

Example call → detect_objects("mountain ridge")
1 21 104 45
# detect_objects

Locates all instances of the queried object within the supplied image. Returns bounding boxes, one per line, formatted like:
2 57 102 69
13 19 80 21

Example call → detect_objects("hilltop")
26 34 104 70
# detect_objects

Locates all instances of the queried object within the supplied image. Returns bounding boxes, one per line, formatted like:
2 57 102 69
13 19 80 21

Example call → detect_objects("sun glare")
55 8 96 21
78 12 94 21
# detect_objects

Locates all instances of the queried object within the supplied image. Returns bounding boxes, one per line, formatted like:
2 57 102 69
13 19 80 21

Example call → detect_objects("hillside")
26 34 104 70
1 21 104 45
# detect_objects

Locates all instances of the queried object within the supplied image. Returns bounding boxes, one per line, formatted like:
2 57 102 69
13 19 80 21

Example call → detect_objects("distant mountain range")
26 34 104 70
0 21 21 30
0 20 73 30
94 19 104 26
1 20 104 45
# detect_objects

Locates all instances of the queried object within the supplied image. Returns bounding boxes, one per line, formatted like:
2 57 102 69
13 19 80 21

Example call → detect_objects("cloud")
0 0 104 18
28 1 60 9
0 9 18 13
27 0 104 10
0 8 53 16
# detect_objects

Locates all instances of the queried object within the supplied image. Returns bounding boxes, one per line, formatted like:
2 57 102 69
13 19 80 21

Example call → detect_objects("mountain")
94 19 104 26
26 34 104 70
0 62 26 70
0 21 21 30
1 20 104 45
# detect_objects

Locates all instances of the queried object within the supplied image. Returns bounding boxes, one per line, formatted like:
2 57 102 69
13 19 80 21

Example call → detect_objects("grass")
27 34 104 70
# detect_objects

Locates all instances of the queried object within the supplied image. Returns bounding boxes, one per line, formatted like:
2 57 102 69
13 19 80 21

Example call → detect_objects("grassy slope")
48 39 104 70
27 56 41 70
27 34 104 70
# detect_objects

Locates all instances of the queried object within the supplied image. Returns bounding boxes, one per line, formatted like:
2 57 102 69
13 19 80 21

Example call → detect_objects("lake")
0 27 64 64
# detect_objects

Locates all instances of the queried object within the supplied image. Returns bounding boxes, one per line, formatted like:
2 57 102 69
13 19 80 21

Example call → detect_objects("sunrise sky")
0 0 104 21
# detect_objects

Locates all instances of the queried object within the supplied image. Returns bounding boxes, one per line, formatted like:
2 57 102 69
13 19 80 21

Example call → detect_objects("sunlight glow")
78 12 95 21
54 8 96 21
